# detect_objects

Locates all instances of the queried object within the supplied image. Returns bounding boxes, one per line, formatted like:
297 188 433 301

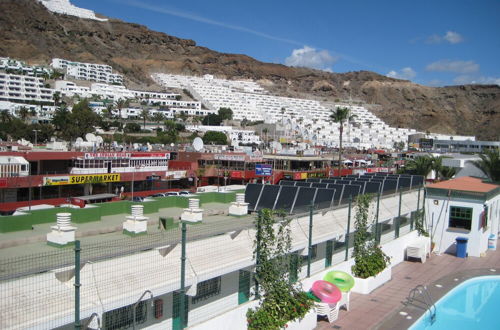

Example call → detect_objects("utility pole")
33 129 39 147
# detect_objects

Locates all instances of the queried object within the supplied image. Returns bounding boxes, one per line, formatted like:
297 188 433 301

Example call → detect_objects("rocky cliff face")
1 0 498 139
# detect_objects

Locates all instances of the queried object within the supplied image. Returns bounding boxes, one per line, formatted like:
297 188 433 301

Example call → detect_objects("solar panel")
279 180 296 186
291 187 317 213
381 179 398 194
255 185 281 210
321 179 337 184
245 184 264 211
398 177 412 190
314 188 335 210
311 182 328 188
364 181 381 194
336 180 352 185
273 185 298 213
340 184 361 203
306 178 322 182
295 181 312 187
327 184 345 203
411 175 424 187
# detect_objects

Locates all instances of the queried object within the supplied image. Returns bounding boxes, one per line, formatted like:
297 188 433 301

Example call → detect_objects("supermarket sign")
44 174 121 186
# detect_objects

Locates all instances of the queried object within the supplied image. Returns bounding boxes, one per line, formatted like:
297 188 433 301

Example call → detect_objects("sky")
73 0 500 87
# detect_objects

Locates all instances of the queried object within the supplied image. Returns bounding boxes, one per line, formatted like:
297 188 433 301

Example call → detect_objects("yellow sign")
69 174 121 184
43 174 121 186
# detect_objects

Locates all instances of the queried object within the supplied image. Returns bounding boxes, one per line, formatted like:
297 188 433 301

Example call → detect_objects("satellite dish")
133 143 139 150
193 137 204 151
170 143 175 147
85 133 96 142
76 137 84 143
96 136 103 144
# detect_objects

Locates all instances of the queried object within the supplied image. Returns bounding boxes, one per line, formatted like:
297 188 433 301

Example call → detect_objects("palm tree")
439 166 456 180
18 107 30 123
430 155 443 180
471 150 500 182
115 98 129 124
405 156 433 177
140 109 150 130
330 107 356 176
262 127 269 146
0 110 12 123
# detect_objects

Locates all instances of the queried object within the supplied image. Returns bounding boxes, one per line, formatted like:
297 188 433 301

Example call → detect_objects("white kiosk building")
425 177 500 257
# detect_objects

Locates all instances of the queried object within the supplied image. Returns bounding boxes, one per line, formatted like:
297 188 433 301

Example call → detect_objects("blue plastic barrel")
456 237 468 258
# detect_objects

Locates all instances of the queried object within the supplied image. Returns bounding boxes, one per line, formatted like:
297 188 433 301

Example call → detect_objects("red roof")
427 176 498 193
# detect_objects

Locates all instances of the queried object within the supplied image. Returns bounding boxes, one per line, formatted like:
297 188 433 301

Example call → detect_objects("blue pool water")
410 276 500 330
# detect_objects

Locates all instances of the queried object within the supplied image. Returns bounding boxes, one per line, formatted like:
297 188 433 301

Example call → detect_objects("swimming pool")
410 276 500 329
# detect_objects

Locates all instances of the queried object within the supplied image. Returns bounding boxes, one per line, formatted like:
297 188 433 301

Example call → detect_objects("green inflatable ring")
306 290 321 302
323 271 355 292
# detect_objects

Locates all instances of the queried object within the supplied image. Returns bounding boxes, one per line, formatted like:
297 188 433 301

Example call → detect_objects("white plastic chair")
338 291 350 311
315 302 339 323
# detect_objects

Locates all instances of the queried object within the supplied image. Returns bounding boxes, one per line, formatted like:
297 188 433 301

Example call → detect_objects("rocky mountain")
1 0 498 140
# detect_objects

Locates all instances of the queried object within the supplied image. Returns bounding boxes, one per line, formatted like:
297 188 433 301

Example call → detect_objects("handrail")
406 285 436 324
132 290 154 330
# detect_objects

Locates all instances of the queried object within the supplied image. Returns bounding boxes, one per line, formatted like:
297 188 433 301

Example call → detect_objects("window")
301 244 318 264
192 277 221 304
449 206 473 230
104 301 147 330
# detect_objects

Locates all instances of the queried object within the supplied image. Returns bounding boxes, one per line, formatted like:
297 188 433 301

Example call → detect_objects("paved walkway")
316 247 500 330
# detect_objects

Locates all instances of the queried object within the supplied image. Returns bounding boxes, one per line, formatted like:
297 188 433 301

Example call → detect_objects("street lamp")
33 129 39 147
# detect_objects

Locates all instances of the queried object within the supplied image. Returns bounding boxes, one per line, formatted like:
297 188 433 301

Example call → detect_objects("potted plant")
246 209 315 329
351 194 391 294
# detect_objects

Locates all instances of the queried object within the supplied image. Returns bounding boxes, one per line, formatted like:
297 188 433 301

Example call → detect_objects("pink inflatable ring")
311 280 341 304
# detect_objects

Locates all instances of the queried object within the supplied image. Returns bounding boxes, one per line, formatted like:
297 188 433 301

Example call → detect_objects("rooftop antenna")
192 137 204 151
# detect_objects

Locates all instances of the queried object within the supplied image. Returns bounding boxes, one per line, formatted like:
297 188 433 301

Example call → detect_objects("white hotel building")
153 73 419 150
0 73 55 104
51 58 123 85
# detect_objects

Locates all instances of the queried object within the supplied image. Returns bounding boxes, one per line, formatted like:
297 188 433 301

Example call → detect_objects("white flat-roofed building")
0 57 53 77
0 73 55 104
131 90 180 100
51 58 123 84
0 156 30 177
54 80 91 98
186 125 261 145
37 0 108 21
152 73 427 150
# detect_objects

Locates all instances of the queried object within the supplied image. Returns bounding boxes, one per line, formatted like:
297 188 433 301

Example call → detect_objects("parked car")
150 193 166 198
179 191 193 196
132 196 144 202
166 192 180 196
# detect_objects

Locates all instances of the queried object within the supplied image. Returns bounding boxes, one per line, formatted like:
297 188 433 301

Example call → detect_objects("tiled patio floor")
315 248 500 330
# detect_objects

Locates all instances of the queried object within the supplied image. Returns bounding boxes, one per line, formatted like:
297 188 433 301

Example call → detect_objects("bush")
351 194 390 279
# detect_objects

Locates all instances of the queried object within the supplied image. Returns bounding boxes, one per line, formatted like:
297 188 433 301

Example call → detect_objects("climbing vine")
246 209 313 329
351 194 390 279
414 209 429 237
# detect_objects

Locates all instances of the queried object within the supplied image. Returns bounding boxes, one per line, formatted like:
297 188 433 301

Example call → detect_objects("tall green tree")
472 150 500 182
330 107 356 176
18 107 30 123
202 131 228 145
114 98 129 124
439 166 456 180
405 156 433 177
140 109 149 130
0 110 12 123
218 107 233 121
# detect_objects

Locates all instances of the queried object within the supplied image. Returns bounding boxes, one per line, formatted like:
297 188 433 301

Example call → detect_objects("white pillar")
47 213 77 247
123 204 149 236
229 193 248 216
181 198 203 223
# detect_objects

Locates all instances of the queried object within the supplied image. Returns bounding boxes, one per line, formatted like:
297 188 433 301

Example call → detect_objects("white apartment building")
37 0 108 21
186 125 261 145
0 101 56 121
0 73 55 104
0 57 53 77
51 58 123 84
152 73 421 150
131 90 179 100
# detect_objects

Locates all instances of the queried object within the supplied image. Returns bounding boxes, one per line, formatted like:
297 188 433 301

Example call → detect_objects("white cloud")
443 31 464 44
426 60 479 74
454 75 500 86
386 67 416 80
284 46 338 71
426 31 464 44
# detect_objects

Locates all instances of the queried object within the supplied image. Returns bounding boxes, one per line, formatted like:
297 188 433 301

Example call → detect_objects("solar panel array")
246 173 424 214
